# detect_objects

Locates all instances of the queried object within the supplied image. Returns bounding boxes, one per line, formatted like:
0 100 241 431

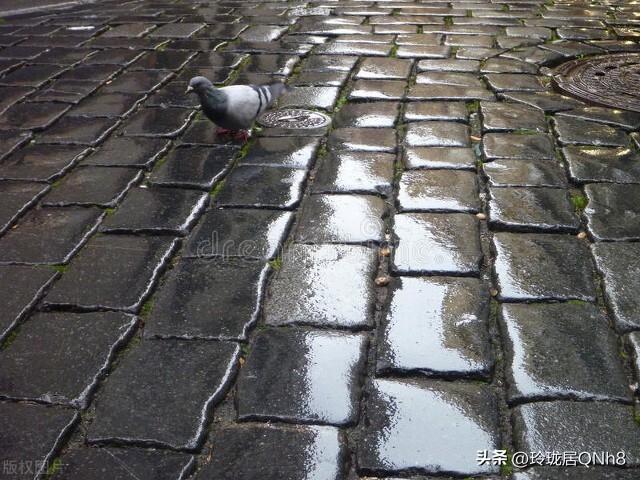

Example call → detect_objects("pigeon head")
186 76 213 94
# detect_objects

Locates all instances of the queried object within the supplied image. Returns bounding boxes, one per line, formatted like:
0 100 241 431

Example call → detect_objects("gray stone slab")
0 311 136 408
0 101 70 131
329 127 397 152
404 102 468 122
554 116 628 147
294 194 387 244
195 424 345 480
500 303 630 404
334 102 400 128
82 137 170 168
377 277 492 377
44 235 178 312
0 181 49 233
405 121 470 147
563 146 640 184
356 57 412 79
488 187 580 232
484 73 544 92
512 402 640 466
493 233 596 302
408 83 495 101
239 137 319 169
0 402 78 479
0 144 88 182
100 187 208 235
312 151 394 196
592 242 640 333
88 339 239 449
404 147 476 170
36 116 120 146
483 159 568 187
144 258 268 340
500 91 585 113
393 213 482 275
480 102 547 132
398 170 479 213
0 206 103 265
265 244 377 329
238 328 366 425
482 133 555 160
556 106 640 130
585 183 640 241
349 80 405 101
122 107 194 138
277 86 340 110
357 379 499 476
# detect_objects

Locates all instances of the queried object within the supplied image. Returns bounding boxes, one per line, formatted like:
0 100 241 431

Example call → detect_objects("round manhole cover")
553 53 640 112
258 108 331 129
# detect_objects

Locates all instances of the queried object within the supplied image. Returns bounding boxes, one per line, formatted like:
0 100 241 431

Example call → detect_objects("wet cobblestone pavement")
1 0 640 479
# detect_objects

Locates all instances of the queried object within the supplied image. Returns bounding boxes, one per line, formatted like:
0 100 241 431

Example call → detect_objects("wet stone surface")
265 244 377 329
592 242 640 333
196 424 345 480
480 102 547 132
393 213 482 275
0 311 136 408
0 180 49 233
500 303 630 404
0 144 88 182
83 137 170 168
100 187 208 235
488 187 580 232
0 206 103 265
329 127 397 152
294 194 387 244
492 233 596 302
398 170 479 213
144 258 267 340
512 402 640 466
483 159 568 187
36 116 119 146
404 101 468 123
312 151 394 196
357 378 499 476
238 137 319 169
405 121 470 147
70 93 143 118
238 328 366 426
584 183 640 241
88 339 238 449
334 102 400 128
562 146 640 184
404 147 476 170
123 108 194 138
482 132 555 160
44 235 177 311
377 277 492 378
553 116 628 147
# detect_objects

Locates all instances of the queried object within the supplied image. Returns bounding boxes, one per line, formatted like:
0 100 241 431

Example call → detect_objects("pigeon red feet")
215 127 250 142
233 130 250 142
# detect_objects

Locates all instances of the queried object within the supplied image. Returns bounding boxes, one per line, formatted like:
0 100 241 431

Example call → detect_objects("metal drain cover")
553 53 640 112
258 108 331 129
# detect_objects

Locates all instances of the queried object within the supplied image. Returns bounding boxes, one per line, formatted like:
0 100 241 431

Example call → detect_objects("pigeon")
186 76 288 141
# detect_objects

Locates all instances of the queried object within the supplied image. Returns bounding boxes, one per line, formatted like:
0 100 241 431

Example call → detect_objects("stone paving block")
0 206 103 265
356 57 412 80
407 83 495 101
563 146 640 184
405 121 470 147
480 102 547 132
57 64 121 83
196 424 345 480
304 54 358 72
329 128 396 152
484 73 544 92
404 147 476 170
122 107 194 138
357 379 499 476
556 106 640 130
43 167 142 207
398 170 479 213
83 137 170 168
30 80 100 105
592 242 640 333
277 86 340 110
0 64 66 87
377 277 492 377
492 233 596 302
482 132 555 160
316 41 391 56
44 235 178 311
501 303 630 404
265 244 377 329
0 130 31 162
404 101 468 122
84 49 145 66
334 102 399 128
393 213 482 275
70 93 143 118
501 91 585 113
396 45 450 59
36 116 119 146
0 102 70 131
0 181 49 233
30 47 93 66
0 311 136 407
238 137 319 169
149 145 236 190
52 447 193 480
416 72 483 88
295 194 387 244
242 54 299 76
313 151 394 196
584 183 640 241
100 24 156 38
147 23 204 38
88 339 239 449
180 117 246 146
0 402 78 479
144 257 267 340
238 328 367 425
184 208 292 260
0 144 88 182
418 59 480 72
291 70 349 87
103 70 173 94
100 187 208 235
554 116 628 147
146 81 200 108
349 80 406 101
488 187 580 232
216 166 306 209
483 159 568 187
0 86 32 115
130 50 196 71
512 402 640 466
0 265 56 340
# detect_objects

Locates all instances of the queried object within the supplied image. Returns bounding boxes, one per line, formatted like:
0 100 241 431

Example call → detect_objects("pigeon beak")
185 85 194 94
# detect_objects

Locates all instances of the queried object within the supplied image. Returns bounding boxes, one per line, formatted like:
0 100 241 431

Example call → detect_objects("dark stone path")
0 0 639 479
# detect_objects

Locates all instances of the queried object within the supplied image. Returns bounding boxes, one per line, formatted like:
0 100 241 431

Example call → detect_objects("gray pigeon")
186 76 288 140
